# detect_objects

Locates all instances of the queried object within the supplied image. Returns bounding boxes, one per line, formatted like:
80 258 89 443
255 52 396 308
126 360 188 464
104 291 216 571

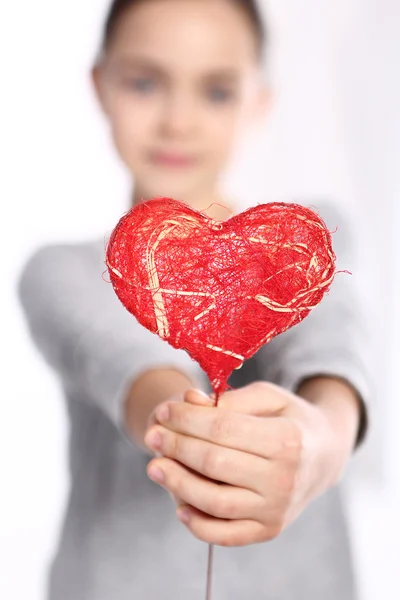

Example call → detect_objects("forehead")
107 0 258 75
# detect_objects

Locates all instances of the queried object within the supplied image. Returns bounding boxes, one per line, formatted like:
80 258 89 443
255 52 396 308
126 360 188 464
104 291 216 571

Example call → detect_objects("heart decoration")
106 197 336 400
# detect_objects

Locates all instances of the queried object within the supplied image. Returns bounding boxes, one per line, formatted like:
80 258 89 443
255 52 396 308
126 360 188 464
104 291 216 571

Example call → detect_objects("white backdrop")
1 1 399 599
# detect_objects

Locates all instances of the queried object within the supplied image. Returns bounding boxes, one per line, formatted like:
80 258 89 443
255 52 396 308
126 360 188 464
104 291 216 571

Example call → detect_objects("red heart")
106 198 335 395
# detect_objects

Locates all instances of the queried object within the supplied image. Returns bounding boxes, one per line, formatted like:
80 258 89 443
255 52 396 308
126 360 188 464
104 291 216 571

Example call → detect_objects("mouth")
149 150 198 168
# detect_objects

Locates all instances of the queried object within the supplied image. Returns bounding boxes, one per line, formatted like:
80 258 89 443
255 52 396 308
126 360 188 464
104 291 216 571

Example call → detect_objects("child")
19 1 371 599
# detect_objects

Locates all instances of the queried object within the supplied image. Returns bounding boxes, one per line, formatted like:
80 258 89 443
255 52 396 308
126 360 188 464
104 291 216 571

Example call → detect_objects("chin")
136 178 200 203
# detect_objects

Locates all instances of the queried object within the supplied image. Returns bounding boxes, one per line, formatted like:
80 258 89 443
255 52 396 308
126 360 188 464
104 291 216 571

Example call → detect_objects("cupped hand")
143 381 358 547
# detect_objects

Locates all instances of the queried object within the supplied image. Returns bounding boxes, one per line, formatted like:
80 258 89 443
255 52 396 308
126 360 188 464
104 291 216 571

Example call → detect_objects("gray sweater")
18 204 371 600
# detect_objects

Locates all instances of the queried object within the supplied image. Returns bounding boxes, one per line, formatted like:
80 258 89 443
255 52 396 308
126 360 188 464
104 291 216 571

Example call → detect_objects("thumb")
184 388 214 407
216 381 290 416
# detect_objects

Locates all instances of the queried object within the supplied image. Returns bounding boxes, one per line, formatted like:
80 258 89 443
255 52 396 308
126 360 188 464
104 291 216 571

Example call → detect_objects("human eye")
207 87 235 103
124 76 157 93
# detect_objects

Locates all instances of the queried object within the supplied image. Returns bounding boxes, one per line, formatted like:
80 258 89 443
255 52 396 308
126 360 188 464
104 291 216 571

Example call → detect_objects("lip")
150 151 198 168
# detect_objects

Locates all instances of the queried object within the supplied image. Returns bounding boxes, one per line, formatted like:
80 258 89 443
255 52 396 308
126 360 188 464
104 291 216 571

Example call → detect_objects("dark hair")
102 0 267 60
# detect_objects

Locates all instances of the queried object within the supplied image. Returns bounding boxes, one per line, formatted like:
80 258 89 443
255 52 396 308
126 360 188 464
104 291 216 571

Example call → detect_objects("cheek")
108 95 154 165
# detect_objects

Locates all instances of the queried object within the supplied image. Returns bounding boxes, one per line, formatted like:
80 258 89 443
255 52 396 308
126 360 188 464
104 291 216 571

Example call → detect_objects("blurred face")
93 0 270 203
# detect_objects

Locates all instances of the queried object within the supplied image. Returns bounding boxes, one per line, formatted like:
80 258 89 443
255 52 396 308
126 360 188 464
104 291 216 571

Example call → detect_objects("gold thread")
147 287 217 322
205 345 244 361
106 262 123 279
145 215 203 338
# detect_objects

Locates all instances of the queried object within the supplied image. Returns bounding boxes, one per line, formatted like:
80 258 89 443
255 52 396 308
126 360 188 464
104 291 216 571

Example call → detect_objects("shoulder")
21 238 105 274
18 238 106 300
294 199 356 263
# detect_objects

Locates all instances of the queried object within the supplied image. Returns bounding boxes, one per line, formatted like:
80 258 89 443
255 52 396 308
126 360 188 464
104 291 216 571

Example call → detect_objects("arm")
18 241 206 445
126 367 194 449
297 376 363 454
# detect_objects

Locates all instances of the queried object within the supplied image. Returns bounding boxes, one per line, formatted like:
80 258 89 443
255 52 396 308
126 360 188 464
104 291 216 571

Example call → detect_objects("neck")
132 186 237 222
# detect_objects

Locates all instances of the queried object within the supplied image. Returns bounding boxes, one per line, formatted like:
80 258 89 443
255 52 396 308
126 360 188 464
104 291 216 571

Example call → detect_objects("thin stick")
205 543 214 600
205 390 221 600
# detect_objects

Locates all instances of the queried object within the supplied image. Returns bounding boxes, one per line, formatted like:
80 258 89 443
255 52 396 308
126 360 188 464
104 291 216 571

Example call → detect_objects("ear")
91 63 110 117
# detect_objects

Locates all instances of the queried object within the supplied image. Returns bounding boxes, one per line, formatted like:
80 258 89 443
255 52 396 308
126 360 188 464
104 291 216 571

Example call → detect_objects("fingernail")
145 429 163 450
195 389 209 399
176 507 191 525
187 389 214 405
197 390 214 404
148 466 165 484
156 404 170 422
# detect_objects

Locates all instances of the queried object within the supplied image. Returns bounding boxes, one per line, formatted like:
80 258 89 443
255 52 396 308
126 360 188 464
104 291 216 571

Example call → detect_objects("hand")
144 389 214 507
145 389 214 446
143 380 359 547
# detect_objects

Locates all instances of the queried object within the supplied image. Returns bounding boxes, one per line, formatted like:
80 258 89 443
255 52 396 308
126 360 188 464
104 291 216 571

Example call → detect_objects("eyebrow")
114 56 241 81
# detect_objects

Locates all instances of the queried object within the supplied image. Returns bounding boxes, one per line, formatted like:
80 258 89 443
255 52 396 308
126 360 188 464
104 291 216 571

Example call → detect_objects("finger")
175 505 270 547
217 381 292 415
184 388 214 407
144 425 269 493
147 457 264 520
152 396 184 427
168 490 182 506
153 401 301 459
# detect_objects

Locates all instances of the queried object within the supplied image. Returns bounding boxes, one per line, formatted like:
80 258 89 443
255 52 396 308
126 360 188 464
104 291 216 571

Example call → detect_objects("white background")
1 1 399 598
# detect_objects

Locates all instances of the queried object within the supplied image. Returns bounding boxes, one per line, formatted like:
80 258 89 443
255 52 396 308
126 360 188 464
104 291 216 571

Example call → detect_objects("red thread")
106 197 336 400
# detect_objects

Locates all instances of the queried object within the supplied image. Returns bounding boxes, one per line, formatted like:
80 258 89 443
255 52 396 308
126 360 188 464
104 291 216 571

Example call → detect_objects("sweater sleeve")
17 240 207 432
255 203 373 448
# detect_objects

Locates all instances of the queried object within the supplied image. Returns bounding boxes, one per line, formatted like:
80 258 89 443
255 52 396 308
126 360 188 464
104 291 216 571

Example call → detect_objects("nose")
159 91 197 138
